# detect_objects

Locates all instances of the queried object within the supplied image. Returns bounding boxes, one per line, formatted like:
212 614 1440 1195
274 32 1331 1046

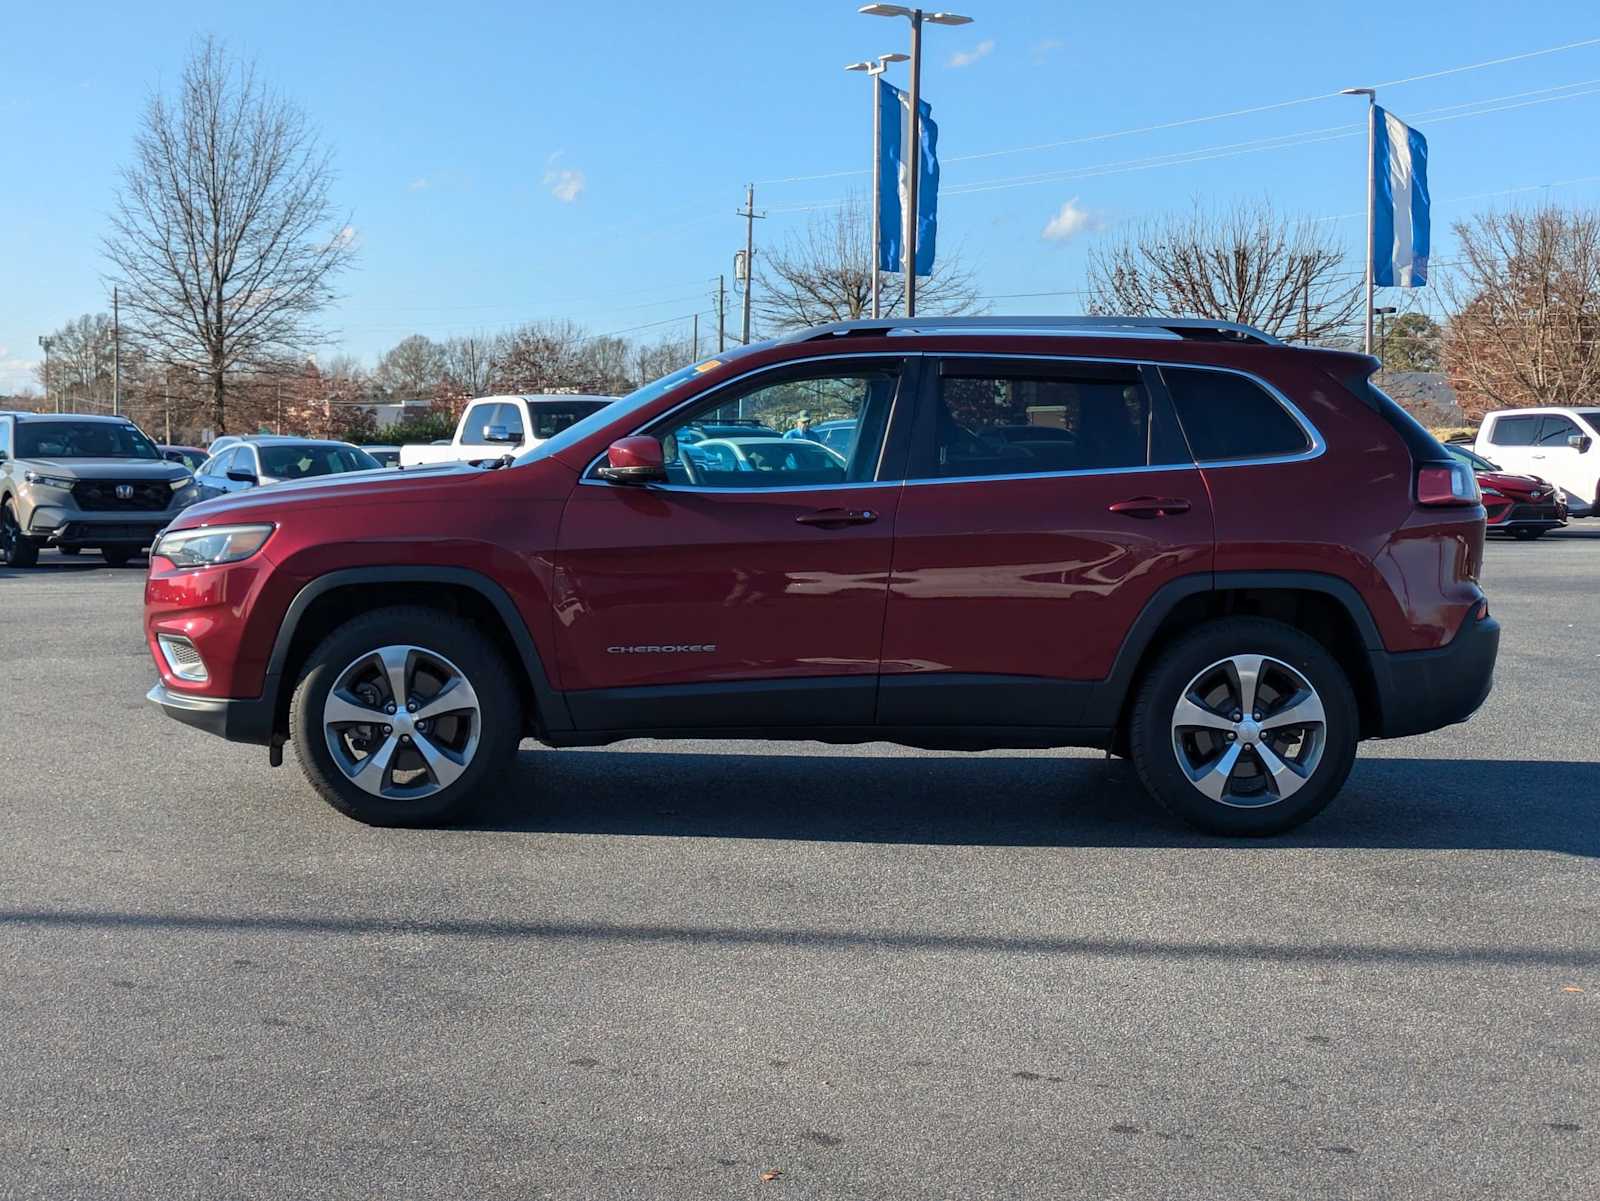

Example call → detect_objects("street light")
37 335 55 413
1340 86 1378 356
860 4 972 317
1374 305 1398 372
845 51 909 318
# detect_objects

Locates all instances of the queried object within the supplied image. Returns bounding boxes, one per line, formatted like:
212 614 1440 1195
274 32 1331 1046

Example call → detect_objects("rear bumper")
147 682 276 746
1368 610 1500 738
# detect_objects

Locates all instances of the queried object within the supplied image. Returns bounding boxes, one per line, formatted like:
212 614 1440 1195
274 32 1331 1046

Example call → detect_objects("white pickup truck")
398 394 617 468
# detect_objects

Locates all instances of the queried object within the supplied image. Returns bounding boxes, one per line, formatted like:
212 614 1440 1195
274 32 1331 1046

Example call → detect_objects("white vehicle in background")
398 394 616 468
1474 406 1600 518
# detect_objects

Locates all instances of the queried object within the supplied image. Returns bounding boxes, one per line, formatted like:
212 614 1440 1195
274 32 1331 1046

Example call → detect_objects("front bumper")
1489 501 1565 533
1367 609 1500 738
147 682 276 746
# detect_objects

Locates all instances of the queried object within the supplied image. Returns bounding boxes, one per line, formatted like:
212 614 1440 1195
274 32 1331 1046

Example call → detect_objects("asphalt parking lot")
1 532 1596 1200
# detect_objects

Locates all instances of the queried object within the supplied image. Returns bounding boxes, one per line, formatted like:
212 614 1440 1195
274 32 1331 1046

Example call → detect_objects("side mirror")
226 470 258 485
1569 433 1592 453
596 436 667 485
484 424 519 444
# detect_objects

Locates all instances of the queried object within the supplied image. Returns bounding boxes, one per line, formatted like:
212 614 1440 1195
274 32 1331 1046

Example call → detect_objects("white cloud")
543 152 586 203
1042 198 1103 242
0 354 41 394
947 38 995 68
1031 38 1065 63
407 177 430 191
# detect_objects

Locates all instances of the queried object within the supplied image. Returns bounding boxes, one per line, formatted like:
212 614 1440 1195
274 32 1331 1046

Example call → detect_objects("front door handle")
796 508 879 528
1108 496 1192 519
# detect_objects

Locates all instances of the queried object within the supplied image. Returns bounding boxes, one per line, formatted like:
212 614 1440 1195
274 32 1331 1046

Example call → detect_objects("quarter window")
914 364 1186 479
1487 415 1539 447
1161 368 1311 462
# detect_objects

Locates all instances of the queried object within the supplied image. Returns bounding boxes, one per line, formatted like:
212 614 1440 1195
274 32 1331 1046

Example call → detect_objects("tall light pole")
37 335 55 412
845 51 908 318
1374 305 1398 373
860 5 971 318
1340 86 1377 355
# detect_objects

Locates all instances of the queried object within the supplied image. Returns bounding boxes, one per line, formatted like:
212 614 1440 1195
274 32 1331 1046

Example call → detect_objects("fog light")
157 634 209 682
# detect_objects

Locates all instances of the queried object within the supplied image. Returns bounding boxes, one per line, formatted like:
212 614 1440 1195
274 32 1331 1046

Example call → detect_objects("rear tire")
1129 617 1359 837
0 499 39 567
289 605 523 826
58 545 82 556
1510 527 1544 541
101 546 136 566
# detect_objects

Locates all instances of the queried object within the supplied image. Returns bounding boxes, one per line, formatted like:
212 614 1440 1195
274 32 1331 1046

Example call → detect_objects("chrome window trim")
577 350 921 491
577 350 1325 494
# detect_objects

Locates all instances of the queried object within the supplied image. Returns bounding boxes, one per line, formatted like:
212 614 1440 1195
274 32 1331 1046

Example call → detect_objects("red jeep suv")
144 317 1498 835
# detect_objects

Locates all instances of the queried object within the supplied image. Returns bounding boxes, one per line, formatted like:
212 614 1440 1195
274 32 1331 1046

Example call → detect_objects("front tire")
1129 617 1359 836
1510 527 1544 541
289 606 523 826
1 499 39 567
101 546 136 566
58 545 82 556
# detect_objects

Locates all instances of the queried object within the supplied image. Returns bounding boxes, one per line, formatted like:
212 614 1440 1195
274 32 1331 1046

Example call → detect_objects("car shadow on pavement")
471 749 1600 856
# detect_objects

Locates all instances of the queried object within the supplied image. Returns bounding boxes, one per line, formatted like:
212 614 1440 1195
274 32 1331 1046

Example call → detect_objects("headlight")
152 523 274 568
24 471 75 490
1481 486 1503 498
169 474 193 491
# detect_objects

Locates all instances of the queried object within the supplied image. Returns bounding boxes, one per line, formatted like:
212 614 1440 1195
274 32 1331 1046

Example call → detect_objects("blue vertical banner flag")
1372 107 1430 286
877 79 939 277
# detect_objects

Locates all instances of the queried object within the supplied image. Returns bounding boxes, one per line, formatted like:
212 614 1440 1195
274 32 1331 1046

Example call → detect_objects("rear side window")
915 362 1188 480
529 401 607 440
1161 368 1312 462
1487 415 1539 446
1578 411 1600 435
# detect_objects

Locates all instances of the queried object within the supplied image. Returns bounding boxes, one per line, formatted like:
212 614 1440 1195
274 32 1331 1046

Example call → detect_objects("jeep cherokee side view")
144 317 1498 836
1 412 194 567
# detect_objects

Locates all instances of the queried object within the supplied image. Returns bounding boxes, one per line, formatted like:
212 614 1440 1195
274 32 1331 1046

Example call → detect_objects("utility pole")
112 288 121 417
276 379 283 435
691 313 699 360
716 275 727 352
737 183 764 345
37 336 54 412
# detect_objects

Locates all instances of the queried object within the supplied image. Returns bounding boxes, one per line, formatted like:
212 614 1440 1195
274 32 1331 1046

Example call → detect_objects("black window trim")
578 351 920 493
899 353 1323 487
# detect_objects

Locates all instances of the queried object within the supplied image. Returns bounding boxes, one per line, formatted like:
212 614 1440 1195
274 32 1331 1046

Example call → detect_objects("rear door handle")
1108 496 1192 519
796 508 879 528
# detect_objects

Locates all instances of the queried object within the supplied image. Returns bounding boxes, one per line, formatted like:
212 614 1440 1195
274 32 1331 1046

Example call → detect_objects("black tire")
0 498 39 568
1129 617 1359 837
289 605 523 826
1510 527 1544 541
58 545 82 556
101 546 136 566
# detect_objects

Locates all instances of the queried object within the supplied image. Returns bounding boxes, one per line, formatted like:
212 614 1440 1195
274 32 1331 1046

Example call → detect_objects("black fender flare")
262 565 572 734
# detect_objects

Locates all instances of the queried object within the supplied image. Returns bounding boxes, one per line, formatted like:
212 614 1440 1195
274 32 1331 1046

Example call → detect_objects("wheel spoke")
376 646 411 709
1229 654 1265 718
1261 689 1326 731
1188 741 1243 801
411 731 467 789
413 677 479 723
324 688 385 727
1172 695 1235 732
1253 740 1310 800
349 733 399 793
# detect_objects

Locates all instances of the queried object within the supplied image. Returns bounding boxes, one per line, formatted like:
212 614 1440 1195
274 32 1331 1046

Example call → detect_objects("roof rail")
781 315 1283 347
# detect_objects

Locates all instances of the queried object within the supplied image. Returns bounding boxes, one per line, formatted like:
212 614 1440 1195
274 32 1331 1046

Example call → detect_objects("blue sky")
3 1 1599 392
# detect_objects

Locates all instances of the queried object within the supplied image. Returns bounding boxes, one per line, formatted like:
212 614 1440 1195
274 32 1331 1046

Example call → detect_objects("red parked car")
144 317 1498 836
1443 442 1567 540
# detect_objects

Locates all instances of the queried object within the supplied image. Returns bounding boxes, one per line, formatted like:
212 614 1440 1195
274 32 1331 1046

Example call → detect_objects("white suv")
1475 407 1600 517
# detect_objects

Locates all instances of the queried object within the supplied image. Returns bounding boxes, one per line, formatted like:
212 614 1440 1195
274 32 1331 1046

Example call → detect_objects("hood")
23 457 191 482
1477 470 1552 501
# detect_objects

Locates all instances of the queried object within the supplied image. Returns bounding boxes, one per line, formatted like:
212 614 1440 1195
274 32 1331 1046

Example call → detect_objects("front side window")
914 363 1186 479
1536 415 1580 446
0 419 12 458
1161 368 1312 463
460 402 506 445
644 365 901 489
15 421 160 460
1488 415 1539 447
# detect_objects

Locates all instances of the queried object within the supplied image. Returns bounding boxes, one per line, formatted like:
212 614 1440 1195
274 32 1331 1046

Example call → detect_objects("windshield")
512 351 762 468
17 421 160 460
1444 443 1498 472
260 443 381 479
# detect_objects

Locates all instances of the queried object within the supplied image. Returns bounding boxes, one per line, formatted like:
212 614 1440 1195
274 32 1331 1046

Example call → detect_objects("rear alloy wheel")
0 498 39 568
1129 618 1358 836
290 606 522 826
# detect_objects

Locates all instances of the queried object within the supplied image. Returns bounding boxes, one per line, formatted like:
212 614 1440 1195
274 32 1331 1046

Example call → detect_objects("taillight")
1417 461 1481 507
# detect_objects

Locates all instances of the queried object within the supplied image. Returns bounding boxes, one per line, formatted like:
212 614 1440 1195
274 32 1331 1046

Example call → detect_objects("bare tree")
1085 199 1360 342
1442 206 1600 420
756 197 982 332
375 334 446 397
441 333 498 396
493 320 613 393
104 37 356 434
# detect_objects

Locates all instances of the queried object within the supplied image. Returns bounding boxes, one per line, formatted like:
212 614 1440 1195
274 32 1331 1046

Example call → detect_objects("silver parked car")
188 437 383 502
0 412 193 567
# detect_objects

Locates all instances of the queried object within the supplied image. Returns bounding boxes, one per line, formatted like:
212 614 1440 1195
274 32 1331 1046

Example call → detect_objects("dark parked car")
146 316 1496 836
